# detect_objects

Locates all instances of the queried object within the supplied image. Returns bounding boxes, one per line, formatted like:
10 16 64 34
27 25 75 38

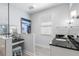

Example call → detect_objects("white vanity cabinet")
0 38 6 56
0 37 24 56
6 38 12 56
0 37 12 56
50 46 79 56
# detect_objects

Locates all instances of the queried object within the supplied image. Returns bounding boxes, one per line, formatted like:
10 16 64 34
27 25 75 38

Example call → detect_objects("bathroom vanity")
50 45 79 56
50 34 79 56
0 37 24 56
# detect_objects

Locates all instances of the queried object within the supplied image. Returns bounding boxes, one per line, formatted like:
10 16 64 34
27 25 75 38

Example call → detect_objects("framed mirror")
21 18 31 34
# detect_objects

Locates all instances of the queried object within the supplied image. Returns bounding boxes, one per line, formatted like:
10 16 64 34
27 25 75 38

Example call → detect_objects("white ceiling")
10 3 61 14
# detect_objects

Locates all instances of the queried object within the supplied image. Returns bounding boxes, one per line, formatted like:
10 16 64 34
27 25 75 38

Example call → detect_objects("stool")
13 46 22 56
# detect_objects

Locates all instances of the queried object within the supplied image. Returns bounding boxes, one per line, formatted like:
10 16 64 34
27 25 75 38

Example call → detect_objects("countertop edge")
49 44 79 51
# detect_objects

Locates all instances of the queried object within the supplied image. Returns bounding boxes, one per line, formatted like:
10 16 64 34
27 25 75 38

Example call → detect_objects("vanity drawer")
0 39 5 56
50 46 79 56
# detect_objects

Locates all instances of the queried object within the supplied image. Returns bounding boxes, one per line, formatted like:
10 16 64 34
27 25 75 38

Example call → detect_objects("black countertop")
49 44 79 51
12 38 24 43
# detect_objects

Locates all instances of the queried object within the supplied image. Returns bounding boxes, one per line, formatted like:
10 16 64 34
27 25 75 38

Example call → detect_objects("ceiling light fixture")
70 10 77 19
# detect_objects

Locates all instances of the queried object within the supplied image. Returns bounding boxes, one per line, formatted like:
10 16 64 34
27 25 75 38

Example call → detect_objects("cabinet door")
50 46 79 56
35 45 50 56
0 39 6 56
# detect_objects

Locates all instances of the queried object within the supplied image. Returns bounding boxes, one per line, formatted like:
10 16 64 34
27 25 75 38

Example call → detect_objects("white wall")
30 4 71 56
31 4 69 48
9 4 34 55
9 4 30 34
31 3 79 55
68 4 79 35
0 3 8 24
